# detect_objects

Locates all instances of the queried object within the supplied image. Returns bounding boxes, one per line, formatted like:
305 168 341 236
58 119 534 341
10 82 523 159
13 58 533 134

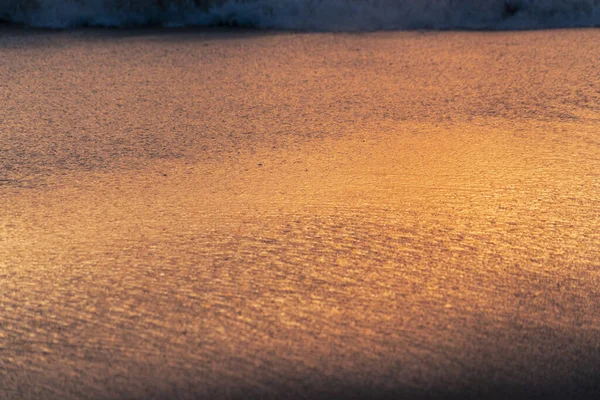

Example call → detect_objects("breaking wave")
1 0 599 30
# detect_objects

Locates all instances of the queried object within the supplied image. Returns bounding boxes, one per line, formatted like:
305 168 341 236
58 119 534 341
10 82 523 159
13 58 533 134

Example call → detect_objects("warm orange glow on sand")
1 28 599 399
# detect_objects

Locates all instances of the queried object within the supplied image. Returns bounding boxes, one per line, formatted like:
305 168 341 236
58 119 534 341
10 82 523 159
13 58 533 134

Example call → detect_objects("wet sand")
1 28 600 399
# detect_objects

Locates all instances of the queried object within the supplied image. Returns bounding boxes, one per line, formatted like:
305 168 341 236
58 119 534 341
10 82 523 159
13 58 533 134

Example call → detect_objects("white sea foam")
1 0 599 30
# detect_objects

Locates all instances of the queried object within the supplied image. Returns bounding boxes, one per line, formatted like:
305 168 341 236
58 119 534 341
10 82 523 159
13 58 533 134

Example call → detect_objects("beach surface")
1 28 600 399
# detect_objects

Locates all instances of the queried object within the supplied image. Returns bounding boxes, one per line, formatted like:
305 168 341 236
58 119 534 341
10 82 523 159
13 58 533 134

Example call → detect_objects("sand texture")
1 28 600 399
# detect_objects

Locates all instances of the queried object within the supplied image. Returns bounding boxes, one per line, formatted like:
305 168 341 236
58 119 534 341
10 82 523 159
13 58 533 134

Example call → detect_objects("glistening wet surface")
1 28 600 399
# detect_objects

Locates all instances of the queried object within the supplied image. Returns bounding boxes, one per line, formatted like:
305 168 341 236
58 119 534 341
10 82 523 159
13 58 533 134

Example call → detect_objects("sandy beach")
1 27 599 399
